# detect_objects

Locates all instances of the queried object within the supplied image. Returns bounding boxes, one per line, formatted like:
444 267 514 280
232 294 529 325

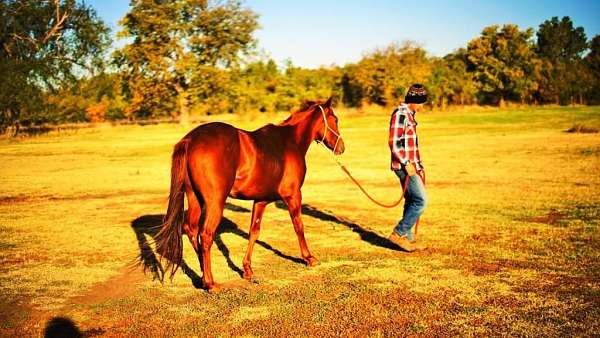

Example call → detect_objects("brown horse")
155 97 344 290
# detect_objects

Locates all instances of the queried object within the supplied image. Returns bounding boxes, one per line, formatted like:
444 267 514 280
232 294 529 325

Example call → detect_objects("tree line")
1 0 600 132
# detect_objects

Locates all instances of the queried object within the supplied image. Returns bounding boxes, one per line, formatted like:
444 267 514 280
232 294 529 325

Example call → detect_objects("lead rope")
315 105 425 238
317 142 410 208
315 106 410 208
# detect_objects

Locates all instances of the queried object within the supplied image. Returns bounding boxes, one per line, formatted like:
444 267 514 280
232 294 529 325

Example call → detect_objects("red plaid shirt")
389 103 423 171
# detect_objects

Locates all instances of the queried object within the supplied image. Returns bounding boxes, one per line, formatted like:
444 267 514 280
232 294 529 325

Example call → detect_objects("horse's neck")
286 111 318 156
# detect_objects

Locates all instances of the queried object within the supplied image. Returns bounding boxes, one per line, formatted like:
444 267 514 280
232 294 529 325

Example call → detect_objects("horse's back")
181 121 300 201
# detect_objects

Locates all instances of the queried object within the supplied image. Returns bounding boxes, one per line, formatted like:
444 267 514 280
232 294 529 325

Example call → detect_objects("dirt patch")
0 195 31 205
521 209 566 225
428 246 472 257
470 232 501 244
520 205 600 226
496 258 538 270
0 297 36 336
468 261 501 276
68 266 146 306
0 190 165 205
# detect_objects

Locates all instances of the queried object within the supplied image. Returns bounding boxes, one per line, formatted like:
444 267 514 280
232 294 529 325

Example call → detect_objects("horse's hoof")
206 282 223 293
305 256 320 267
243 267 253 281
244 276 260 284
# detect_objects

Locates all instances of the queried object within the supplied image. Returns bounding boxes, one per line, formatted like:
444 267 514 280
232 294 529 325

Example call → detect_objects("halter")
317 105 342 154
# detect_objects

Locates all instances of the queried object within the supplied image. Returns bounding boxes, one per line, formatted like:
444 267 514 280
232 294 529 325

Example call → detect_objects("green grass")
1 106 599 337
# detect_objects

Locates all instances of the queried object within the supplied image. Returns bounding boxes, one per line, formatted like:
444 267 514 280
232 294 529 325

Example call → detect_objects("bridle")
317 105 342 154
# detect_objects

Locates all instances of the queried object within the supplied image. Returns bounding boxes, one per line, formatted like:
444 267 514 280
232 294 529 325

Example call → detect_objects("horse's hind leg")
183 180 202 256
243 201 269 280
199 197 226 291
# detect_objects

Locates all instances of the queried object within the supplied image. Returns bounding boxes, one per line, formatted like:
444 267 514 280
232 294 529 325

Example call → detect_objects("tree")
275 62 342 112
536 16 588 104
585 35 600 104
342 41 431 107
114 0 259 122
467 24 539 106
426 48 477 109
45 72 127 123
223 59 279 113
0 0 110 132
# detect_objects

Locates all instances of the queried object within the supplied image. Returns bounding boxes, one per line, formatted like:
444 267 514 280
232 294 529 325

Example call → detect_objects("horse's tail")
155 138 190 280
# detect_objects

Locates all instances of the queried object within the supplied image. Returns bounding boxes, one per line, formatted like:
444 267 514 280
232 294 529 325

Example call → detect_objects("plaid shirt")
388 103 424 171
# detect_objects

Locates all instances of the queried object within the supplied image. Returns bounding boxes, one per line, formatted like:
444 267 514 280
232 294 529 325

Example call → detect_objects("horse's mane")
279 100 324 126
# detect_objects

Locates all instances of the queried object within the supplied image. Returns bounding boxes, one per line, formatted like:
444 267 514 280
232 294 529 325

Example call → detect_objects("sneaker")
388 232 416 252
409 239 428 251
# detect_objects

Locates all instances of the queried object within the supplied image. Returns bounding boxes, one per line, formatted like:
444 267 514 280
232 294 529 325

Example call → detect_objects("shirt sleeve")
388 110 409 166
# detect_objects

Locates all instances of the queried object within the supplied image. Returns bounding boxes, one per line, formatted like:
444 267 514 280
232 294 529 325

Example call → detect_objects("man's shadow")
274 201 400 250
131 203 305 288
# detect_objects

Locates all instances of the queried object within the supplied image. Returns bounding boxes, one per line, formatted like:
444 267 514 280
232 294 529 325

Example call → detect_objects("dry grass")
1 106 599 337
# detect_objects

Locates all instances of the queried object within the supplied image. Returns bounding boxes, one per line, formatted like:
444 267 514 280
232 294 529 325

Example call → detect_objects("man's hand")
405 163 417 176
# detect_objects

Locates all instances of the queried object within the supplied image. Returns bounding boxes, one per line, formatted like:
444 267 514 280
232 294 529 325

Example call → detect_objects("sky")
88 0 600 69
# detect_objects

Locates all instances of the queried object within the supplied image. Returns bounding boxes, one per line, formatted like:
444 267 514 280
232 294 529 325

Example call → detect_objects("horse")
155 97 344 291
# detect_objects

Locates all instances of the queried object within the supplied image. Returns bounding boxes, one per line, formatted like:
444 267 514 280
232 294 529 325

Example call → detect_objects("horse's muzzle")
334 139 345 155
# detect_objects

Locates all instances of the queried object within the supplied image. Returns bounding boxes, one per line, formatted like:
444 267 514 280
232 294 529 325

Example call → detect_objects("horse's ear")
324 96 334 108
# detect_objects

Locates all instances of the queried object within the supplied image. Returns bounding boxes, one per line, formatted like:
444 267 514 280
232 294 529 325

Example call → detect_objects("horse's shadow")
275 201 399 251
131 203 305 288
131 202 398 288
131 214 203 288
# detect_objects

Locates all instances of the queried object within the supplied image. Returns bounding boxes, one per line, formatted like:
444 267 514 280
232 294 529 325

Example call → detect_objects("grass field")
1 106 599 337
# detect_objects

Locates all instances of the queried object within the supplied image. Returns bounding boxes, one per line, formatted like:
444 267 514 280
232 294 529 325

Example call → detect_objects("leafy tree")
114 0 259 121
585 35 600 104
427 48 477 109
342 41 431 107
467 24 539 106
0 0 110 132
537 16 587 61
536 16 588 104
229 59 281 113
45 72 126 123
276 62 342 111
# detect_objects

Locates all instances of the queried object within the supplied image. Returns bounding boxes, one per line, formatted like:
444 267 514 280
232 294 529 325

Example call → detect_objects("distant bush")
566 123 599 133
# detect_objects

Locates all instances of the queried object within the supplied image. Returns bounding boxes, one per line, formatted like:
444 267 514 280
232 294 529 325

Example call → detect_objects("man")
387 84 428 252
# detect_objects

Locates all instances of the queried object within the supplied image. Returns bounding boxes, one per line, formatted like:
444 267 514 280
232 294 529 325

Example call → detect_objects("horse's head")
315 97 345 155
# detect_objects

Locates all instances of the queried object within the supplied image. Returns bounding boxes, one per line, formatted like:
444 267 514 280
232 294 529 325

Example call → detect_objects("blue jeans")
393 169 427 241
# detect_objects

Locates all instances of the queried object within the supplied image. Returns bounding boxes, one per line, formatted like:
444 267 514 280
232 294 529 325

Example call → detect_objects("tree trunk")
175 84 190 127
498 94 505 108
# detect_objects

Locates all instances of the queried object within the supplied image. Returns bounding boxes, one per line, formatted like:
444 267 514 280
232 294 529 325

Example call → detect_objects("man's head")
405 83 427 112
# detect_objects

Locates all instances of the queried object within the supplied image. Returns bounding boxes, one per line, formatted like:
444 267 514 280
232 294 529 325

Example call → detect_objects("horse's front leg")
243 200 269 280
282 193 319 266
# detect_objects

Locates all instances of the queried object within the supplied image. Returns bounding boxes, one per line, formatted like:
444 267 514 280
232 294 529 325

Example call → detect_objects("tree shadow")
274 201 400 251
130 202 303 287
44 317 82 338
44 316 105 338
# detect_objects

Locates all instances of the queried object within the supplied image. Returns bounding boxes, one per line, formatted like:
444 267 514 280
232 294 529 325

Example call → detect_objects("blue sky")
88 0 600 69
